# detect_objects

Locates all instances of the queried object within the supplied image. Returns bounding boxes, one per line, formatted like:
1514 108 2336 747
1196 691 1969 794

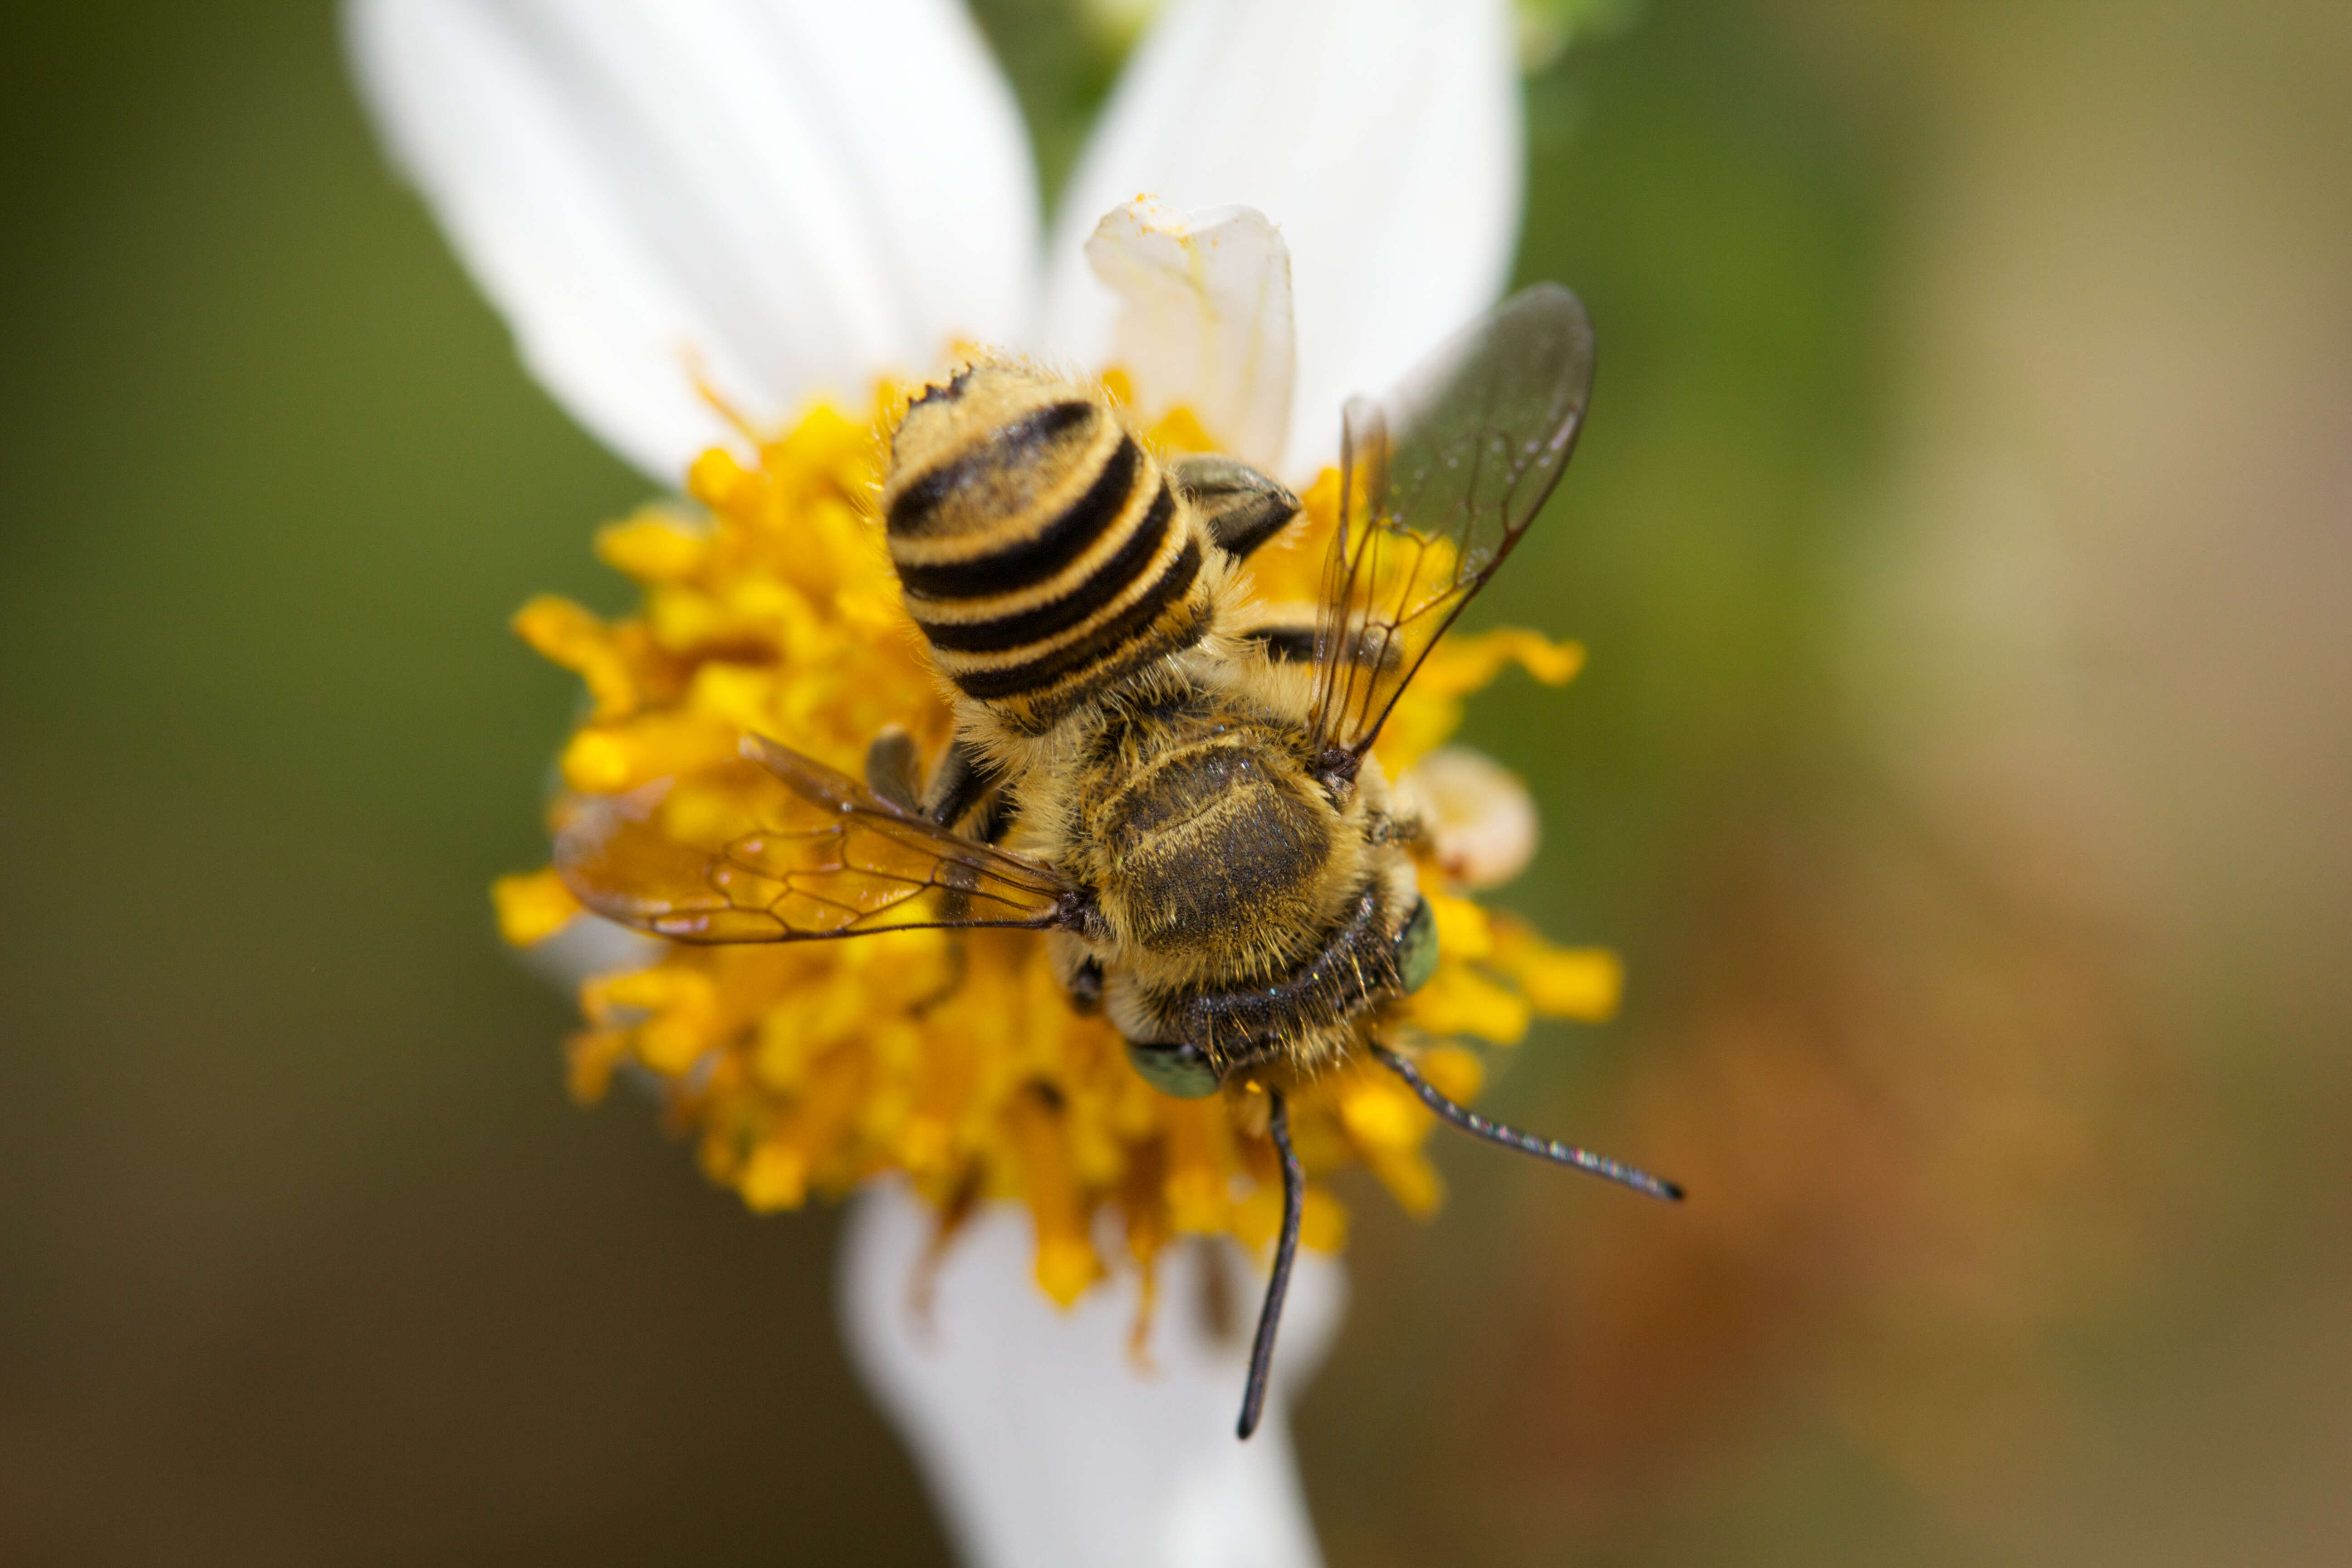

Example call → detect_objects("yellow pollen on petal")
1234 1182 1347 1254
492 867 580 947
1366 1150 1445 1218
559 713 739 794
1009 1089 1103 1307
635 1015 715 1078
1425 890 1496 964
1338 1076 1427 1152
1303 1188 1347 1251
739 1142 810 1213
1493 920 1625 1022
512 595 643 722
1428 627 1587 691
686 446 762 514
1409 962 1535 1045
595 511 712 581
564 1029 628 1105
1381 630 1586 774
1420 1044 1487 1105
583 964 715 1025
1145 404 1215 455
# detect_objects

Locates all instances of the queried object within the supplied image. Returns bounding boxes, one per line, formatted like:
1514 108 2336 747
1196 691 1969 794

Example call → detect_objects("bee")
558 283 1682 1439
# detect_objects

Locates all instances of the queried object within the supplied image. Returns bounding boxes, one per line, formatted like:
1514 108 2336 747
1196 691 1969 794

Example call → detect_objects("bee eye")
1393 895 1440 994
1125 1039 1221 1098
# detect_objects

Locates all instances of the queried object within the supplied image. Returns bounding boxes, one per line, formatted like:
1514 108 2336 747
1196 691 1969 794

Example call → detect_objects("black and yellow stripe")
882 362 1214 731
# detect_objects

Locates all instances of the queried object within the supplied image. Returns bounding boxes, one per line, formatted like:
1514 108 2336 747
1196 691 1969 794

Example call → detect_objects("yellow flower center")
491 387 1622 1310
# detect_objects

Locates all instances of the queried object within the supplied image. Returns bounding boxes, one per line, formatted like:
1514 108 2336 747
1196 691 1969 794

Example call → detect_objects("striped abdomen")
882 362 1214 732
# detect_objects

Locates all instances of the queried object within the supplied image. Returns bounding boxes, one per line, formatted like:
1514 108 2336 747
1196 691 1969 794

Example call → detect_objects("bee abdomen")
890 411 1132 597
913 471 1174 652
1163 878 1405 1074
884 364 1214 730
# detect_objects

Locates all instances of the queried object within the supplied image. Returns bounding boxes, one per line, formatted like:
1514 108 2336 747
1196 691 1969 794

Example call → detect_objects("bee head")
1124 1038 1220 1099
1392 893 1439 994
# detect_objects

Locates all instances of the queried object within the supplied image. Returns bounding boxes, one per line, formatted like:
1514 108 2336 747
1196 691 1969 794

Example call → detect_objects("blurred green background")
5 1 2348 1563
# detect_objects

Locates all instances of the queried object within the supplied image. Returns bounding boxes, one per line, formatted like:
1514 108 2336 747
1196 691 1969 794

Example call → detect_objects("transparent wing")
1309 284 1596 763
555 733 1078 942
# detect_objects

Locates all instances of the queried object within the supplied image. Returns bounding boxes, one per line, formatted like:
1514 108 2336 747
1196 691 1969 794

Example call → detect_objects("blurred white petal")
841 1181 1342 1568
1084 200 1295 468
1044 0 1522 476
1396 745 1541 889
345 0 1039 482
514 912 664 993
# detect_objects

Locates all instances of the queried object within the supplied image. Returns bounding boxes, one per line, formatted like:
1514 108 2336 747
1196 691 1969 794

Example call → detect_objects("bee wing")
1308 284 1596 764
555 732 1080 942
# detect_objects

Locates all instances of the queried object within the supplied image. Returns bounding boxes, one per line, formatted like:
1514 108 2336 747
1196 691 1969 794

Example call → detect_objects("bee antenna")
1235 1088 1304 1441
1371 1044 1685 1203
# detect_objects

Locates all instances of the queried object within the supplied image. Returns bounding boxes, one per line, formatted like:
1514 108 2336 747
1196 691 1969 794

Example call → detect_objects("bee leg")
1068 960 1103 1012
1236 620 1319 664
864 725 922 812
1235 614 1406 670
970 786 1018 846
1050 937 1105 1014
920 736 992 828
1169 454 1300 559
1236 1088 1303 1441
922 741 992 922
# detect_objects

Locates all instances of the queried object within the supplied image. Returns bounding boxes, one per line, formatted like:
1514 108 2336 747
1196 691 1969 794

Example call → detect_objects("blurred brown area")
0 3 942 1562
3 0 2348 1564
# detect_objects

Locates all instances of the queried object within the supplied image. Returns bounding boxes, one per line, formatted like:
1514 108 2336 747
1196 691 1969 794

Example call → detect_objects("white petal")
1083 200 1295 469
346 0 1039 483
1043 0 1522 478
840 1181 1341 1568
1394 745 1539 889
514 911 665 993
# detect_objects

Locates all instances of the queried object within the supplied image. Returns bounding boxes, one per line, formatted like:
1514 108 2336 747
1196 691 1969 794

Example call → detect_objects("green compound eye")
1394 894 1440 994
1125 1039 1222 1099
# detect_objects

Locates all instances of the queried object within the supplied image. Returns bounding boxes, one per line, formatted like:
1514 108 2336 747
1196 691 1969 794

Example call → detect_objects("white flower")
843 1181 1348 1568
1395 745 1542 889
346 1 1524 1563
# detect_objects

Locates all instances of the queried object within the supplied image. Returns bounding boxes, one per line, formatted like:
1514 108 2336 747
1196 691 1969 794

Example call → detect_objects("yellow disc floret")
492 390 1622 1308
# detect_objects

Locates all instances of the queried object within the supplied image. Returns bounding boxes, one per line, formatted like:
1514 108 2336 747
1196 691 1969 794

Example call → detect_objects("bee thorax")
1099 735 1343 975
1112 869 1419 1077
